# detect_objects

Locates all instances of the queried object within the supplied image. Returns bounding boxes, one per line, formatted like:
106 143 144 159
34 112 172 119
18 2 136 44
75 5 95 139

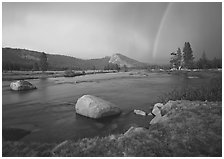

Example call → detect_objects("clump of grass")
2 141 55 157
158 77 221 103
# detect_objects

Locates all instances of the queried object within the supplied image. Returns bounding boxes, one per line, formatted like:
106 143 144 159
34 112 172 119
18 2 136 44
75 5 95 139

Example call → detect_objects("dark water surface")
2 72 209 143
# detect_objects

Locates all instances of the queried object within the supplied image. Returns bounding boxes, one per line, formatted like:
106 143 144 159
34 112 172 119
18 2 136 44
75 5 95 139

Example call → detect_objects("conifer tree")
183 42 194 69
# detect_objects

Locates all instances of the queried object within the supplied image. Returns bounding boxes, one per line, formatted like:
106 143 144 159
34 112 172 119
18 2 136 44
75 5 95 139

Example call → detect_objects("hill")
109 53 147 68
2 48 110 71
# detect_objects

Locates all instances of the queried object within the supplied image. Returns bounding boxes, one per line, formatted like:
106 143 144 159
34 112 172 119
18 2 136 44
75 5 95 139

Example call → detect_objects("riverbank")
3 68 221 81
2 70 118 81
3 100 222 157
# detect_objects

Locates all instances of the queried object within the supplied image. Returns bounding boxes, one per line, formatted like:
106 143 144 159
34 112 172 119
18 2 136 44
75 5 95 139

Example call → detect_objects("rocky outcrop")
10 80 36 91
109 53 147 68
75 95 121 119
150 100 176 125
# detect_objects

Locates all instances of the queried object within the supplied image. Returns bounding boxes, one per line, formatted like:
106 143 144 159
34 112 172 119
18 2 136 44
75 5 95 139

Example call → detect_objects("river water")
2 72 209 143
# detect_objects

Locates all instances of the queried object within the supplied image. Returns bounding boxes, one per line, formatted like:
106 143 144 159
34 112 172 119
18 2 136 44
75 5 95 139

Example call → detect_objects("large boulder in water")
75 95 121 119
10 80 36 91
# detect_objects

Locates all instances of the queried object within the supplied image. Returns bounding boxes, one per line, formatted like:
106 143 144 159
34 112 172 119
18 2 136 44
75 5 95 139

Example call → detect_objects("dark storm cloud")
2 2 221 64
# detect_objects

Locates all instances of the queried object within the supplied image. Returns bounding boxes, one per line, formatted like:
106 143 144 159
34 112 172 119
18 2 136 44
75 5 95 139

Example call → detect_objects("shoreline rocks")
150 100 176 125
75 95 121 119
10 80 36 91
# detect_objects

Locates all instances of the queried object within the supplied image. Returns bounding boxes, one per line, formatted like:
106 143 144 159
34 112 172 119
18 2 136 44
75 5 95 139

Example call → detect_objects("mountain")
2 48 148 71
109 53 147 68
2 48 110 70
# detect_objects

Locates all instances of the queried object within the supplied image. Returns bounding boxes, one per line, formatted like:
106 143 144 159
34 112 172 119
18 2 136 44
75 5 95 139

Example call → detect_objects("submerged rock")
133 109 146 116
10 80 36 91
75 95 121 119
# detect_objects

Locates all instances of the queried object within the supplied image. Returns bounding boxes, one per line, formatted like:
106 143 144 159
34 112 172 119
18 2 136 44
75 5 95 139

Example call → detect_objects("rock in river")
134 109 146 116
10 80 37 91
75 95 121 119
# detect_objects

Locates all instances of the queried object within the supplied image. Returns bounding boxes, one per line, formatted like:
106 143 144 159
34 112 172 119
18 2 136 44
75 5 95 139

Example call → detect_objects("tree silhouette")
176 48 182 70
183 42 194 69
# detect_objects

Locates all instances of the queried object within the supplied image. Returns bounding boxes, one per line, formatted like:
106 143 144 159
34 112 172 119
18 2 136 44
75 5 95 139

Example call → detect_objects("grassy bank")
158 75 222 103
3 100 222 157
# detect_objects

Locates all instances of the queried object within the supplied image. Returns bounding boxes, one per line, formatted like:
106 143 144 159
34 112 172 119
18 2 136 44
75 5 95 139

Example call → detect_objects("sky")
2 2 222 64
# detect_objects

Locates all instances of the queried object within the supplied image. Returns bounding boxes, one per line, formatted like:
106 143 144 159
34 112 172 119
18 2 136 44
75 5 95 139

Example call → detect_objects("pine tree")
176 48 182 70
183 42 194 69
40 52 48 72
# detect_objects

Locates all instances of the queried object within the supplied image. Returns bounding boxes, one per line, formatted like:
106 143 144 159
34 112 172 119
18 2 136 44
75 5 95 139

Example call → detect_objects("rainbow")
152 3 172 59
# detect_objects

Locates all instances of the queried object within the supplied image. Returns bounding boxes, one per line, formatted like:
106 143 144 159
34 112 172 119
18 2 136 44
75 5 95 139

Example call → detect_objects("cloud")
2 3 221 64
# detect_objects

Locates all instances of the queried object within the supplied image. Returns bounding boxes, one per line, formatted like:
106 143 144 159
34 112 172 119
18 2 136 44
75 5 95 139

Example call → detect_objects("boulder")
10 80 36 91
75 95 121 119
150 114 162 125
160 100 176 116
133 109 146 116
152 106 161 116
153 103 163 109
150 114 168 125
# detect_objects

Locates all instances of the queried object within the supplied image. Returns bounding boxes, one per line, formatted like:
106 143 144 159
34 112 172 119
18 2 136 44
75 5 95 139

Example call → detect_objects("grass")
158 76 222 103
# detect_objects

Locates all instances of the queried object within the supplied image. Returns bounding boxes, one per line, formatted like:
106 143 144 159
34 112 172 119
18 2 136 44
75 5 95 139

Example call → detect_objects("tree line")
170 42 221 70
3 52 48 72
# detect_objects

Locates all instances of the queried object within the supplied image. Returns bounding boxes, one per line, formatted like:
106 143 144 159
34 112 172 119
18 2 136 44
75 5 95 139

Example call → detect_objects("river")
2 72 210 143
